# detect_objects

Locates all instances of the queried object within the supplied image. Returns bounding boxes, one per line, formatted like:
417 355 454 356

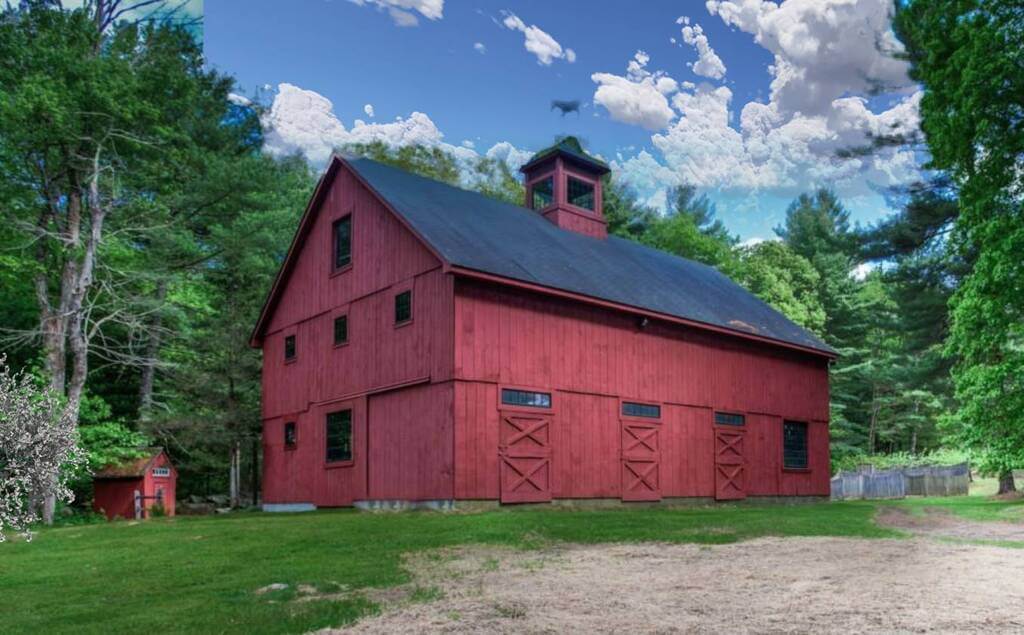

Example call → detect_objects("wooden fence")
831 463 970 500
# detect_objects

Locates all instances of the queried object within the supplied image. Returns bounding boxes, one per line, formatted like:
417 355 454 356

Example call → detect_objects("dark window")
333 216 352 270
284 335 296 361
284 421 297 449
501 388 551 409
333 315 348 345
531 176 554 209
394 290 412 324
623 402 661 418
783 421 809 469
568 177 595 211
714 411 745 426
326 410 352 463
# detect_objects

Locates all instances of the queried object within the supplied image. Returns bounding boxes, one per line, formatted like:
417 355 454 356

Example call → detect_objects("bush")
831 448 972 474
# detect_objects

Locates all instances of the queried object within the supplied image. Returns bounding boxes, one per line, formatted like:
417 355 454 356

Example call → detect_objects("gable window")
284 421 297 449
152 467 170 478
501 388 551 409
714 411 745 426
333 216 352 270
531 176 554 209
333 315 348 346
783 421 809 469
567 176 595 211
623 402 660 419
326 410 352 463
284 335 296 361
394 290 412 325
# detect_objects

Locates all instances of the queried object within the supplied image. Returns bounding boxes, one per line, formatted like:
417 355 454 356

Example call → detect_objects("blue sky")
205 0 921 241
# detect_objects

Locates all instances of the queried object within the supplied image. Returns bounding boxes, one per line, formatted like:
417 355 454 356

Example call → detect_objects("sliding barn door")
714 428 746 500
498 412 552 503
621 420 661 501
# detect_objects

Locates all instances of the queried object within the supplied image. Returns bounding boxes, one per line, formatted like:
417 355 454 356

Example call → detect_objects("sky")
204 0 922 241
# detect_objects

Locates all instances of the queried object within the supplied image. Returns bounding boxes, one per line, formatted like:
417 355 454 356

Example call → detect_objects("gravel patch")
323 537 1024 634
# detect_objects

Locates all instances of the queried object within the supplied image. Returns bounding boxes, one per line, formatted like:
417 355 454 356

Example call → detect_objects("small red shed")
93 448 177 520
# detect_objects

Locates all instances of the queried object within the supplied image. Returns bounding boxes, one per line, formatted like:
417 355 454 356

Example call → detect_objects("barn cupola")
520 136 611 239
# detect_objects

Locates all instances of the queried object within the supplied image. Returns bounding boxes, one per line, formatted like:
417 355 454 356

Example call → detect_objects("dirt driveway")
330 535 1024 634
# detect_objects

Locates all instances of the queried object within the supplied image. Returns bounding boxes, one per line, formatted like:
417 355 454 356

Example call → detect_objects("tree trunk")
229 442 241 508
138 280 169 419
251 437 259 508
997 471 1017 495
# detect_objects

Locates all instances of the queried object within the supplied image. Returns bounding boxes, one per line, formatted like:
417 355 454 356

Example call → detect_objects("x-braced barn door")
714 428 746 500
621 421 661 501
499 413 552 503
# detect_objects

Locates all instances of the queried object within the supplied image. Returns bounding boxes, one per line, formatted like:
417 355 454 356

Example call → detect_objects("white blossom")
0 357 85 542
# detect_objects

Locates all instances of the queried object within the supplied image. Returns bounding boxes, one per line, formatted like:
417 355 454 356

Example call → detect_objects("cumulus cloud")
502 12 575 65
591 51 679 131
363 103 375 118
261 83 532 178
348 0 443 27
678 19 727 80
612 0 921 211
473 41 486 54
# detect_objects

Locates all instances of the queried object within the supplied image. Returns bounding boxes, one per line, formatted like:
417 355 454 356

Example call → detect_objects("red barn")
93 448 177 519
251 139 835 511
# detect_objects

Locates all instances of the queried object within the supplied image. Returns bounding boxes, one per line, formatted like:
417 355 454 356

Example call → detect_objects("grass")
1 501 894 634
884 477 1024 523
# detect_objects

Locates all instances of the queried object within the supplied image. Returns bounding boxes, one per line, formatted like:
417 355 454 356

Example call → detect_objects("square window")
395 290 412 324
714 411 745 426
333 315 348 345
501 389 552 409
568 177 595 211
783 421 808 469
284 335 296 361
326 410 352 463
333 216 351 270
531 176 554 209
284 421 297 449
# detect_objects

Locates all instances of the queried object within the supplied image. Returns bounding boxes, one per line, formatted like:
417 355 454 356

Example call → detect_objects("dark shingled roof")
347 158 834 356
94 448 165 479
520 136 610 175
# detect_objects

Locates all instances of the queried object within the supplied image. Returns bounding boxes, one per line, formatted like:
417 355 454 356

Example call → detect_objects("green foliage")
896 0 1024 479
832 448 972 474
736 241 825 335
77 422 149 473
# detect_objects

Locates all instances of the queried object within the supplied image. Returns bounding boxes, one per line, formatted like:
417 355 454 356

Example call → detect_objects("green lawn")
882 477 1024 523
1 501 894 634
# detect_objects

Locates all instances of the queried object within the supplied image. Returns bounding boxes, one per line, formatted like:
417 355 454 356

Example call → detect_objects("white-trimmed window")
152 467 171 478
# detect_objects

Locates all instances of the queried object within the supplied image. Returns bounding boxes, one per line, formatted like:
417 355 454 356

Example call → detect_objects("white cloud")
461 139 475 149
348 0 444 27
851 262 876 280
612 0 922 213
227 93 252 107
591 51 678 131
679 21 727 79
474 42 486 54
501 12 575 65
363 103 375 118
260 83 532 179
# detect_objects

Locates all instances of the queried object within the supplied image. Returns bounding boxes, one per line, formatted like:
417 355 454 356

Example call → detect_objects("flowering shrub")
0 357 85 542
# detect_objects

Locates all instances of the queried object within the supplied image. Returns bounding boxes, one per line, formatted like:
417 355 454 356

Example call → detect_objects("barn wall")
260 164 455 506
454 279 830 500
143 453 177 516
93 479 141 520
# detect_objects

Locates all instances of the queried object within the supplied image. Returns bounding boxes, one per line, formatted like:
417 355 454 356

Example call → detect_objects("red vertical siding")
260 163 454 506
453 279 830 500
93 479 142 520
367 382 454 500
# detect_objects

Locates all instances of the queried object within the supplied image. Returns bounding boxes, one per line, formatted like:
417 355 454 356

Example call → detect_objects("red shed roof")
94 447 167 479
